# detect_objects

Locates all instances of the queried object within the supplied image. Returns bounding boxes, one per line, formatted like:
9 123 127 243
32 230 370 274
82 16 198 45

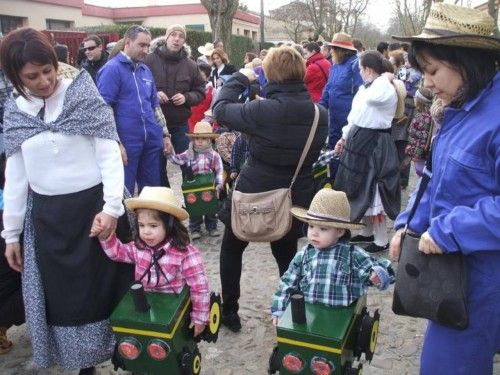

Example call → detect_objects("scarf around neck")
3 70 119 157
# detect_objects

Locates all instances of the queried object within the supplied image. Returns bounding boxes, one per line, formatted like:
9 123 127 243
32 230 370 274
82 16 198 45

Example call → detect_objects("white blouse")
341 75 397 139
2 79 124 244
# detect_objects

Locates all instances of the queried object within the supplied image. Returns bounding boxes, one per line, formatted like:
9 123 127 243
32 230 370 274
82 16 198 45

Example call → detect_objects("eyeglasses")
84 45 98 52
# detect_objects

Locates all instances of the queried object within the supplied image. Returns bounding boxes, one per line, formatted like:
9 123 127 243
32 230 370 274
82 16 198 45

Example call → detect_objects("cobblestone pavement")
1 165 499 374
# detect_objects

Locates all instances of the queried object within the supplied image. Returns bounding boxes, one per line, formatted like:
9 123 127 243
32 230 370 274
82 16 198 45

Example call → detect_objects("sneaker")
351 234 374 243
208 228 220 237
221 312 242 333
191 231 201 240
365 242 389 253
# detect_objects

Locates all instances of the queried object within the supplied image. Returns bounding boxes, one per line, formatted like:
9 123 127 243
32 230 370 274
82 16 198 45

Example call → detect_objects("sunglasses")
84 45 98 52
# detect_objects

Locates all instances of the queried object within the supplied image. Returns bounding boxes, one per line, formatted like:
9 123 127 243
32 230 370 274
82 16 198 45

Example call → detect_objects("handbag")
392 146 468 330
231 105 320 242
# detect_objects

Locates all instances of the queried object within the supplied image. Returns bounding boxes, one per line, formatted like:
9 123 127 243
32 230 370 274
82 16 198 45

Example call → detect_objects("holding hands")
89 211 117 241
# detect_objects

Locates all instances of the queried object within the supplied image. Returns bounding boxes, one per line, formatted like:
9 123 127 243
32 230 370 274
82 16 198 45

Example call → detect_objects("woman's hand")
334 138 345 155
189 322 206 337
5 242 22 272
389 228 405 261
89 212 117 240
418 231 443 255
272 317 279 327
163 137 173 154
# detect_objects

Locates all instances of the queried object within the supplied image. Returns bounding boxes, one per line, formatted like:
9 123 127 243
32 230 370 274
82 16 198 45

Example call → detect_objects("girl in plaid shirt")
271 189 394 324
94 187 210 336
167 122 224 239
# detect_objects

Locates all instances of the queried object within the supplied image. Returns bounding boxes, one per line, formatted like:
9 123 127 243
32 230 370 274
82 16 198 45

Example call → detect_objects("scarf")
3 70 119 157
429 86 466 129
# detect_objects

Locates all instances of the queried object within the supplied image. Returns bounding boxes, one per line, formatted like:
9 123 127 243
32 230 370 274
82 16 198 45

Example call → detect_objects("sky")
84 0 486 31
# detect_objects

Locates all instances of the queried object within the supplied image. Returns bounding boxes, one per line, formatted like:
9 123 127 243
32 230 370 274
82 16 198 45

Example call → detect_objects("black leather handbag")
392 149 468 330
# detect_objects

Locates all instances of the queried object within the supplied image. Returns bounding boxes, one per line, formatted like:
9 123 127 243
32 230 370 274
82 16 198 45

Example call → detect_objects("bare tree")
338 0 370 36
200 0 239 55
488 0 499 37
394 0 432 36
269 1 310 43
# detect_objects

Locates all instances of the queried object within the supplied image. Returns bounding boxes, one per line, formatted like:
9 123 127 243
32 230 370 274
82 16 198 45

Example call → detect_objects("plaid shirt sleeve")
211 151 224 186
99 233 137 264
271 249 305 317
167 150 189 166
181 244 210 325
351 246 395 290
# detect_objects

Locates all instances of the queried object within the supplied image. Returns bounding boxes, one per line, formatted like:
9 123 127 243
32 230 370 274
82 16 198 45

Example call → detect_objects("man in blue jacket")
97 25 171 194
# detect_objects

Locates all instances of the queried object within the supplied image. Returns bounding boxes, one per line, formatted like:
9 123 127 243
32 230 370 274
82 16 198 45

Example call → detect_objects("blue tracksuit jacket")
97 53 163 193
395 72 500 374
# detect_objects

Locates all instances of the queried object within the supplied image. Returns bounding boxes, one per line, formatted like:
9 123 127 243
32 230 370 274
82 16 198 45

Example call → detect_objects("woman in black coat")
213 46 328 332
209 48 236 88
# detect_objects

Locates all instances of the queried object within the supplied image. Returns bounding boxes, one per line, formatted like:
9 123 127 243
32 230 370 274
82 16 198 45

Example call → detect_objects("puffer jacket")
144 40 205 127
213 73 328 237
304 53 331 102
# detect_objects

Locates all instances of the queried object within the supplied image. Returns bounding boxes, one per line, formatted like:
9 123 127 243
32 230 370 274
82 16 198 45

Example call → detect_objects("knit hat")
290 188 364 230
166 24 186 40
125 187 189 221
186 121 219 139
393 3 500 51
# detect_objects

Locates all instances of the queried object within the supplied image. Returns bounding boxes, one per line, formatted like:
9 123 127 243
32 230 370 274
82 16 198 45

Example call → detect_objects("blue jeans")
189 214 218 232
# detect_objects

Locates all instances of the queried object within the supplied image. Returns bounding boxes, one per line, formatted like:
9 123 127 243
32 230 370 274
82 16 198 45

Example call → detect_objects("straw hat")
327 32 358 51
198 42 215 56
290 189 364 230
186 121 219 139
125 187 189 221
392 79 407 120
393 3 500 51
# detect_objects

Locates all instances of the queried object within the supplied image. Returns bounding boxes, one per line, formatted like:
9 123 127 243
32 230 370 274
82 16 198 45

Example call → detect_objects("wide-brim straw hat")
198 42 215 56
327 32 358 51
125 187 189 221
392 79 407 120
186 121 219 139
290 188 364 230
393 3 500 51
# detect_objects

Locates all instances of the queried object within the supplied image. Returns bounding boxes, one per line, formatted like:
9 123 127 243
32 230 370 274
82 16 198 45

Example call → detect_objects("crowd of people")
0 2 499 374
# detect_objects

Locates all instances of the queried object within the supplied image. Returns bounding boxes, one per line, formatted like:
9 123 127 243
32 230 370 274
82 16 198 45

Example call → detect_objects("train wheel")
344 361 363 375
180 347 193 375
357 309 380 362
192 346 202 375
200 293 221 343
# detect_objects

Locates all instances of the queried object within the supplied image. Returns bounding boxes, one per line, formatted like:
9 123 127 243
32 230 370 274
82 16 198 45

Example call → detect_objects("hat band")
306 211 351 224
423 27 491 38
331 40 354 48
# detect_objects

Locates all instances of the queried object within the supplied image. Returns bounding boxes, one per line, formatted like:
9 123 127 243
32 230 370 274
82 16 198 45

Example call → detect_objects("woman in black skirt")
0 28 132 374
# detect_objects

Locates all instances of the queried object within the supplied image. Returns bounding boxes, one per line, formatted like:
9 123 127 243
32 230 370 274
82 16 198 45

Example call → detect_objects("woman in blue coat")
390 3 500 374
319 32 363 177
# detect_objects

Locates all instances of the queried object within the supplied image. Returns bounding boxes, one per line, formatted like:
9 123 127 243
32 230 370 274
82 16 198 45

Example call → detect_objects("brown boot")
0 326 13 354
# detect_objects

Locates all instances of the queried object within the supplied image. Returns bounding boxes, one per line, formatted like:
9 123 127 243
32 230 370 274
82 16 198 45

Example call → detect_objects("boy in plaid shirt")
167 122 224 239
94 187 210 336
271 189 394 324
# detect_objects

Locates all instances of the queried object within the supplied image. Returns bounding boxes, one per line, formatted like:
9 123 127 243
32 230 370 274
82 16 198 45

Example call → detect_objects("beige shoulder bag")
231 105 320 242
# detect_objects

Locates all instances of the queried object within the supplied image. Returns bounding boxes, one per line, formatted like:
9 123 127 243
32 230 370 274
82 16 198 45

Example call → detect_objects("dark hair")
332 46 356 63
352 39 364 52
409 41 499 104
0 28 58 98
401 42 410 52
54 44 68 63
83 34 102 46
381 58 394 73
388 42 401 51
124 25 151 41
304 42 321 54
198 63 211 77
377 41 389 54
135 210 190 250
359 50 385 75
245 52 257 61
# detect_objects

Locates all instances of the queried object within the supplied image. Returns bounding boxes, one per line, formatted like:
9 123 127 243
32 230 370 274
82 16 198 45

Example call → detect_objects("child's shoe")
191 231 201 240
365 242 389 253
208 228 220 237
0 327 13 354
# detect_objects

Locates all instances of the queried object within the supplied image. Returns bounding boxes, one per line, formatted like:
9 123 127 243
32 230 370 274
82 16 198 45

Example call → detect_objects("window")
252 31 257 41
186 24 204 32
244 29 250 37
46 19 73 30
0 15 25 36
237 28 240 35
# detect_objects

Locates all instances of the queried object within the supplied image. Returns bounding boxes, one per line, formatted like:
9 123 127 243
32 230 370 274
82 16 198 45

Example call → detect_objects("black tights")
219 226 297 314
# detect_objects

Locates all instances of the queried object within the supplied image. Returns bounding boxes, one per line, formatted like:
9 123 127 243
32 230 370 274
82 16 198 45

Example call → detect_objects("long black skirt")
32 184 133 326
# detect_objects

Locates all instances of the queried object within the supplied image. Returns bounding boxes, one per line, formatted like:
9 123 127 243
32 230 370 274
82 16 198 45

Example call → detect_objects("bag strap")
313 61 328 82
289 104 320 189
405 143 433 229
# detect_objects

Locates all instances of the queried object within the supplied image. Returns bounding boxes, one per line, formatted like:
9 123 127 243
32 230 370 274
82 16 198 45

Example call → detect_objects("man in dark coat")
81 35 109 83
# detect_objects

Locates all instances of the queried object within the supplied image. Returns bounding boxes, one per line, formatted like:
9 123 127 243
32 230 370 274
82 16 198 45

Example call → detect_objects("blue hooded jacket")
319 54 363 146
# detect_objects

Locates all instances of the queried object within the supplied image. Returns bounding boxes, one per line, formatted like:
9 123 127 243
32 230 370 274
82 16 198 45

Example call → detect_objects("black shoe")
79 367 96 375
221 312 242 332
351 235 374 243
365 243 389 253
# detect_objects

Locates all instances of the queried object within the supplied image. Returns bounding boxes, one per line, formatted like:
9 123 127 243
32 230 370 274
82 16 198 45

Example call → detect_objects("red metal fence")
41 30 119 66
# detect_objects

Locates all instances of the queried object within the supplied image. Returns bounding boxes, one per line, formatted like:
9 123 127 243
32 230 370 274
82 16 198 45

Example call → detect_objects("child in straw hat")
166 122 224 239
94 186 210 336
271 188 394 324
